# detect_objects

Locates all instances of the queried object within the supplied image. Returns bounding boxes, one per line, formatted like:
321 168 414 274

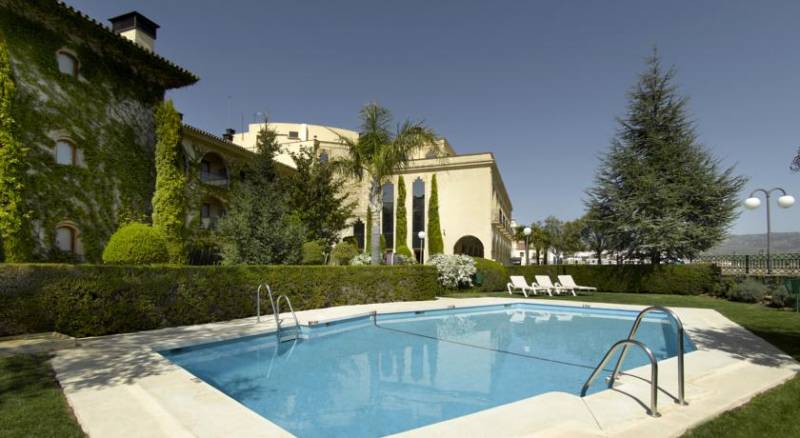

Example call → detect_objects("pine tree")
586 50 746 263
394 176 413 257
427 174 444 254
152 100 187 263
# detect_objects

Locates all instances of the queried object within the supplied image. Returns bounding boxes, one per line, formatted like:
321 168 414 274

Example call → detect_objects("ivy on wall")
152 100 186 262
0 8 164 261
0 31 32 261
427 174 444 254
394 175 412 257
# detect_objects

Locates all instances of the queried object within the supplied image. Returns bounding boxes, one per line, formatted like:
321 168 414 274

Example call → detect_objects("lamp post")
523 226 532 266
744 188 795 274
418 231 426 264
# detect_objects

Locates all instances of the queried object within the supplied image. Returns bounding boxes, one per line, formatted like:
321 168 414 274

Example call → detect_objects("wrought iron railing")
695 253 800 276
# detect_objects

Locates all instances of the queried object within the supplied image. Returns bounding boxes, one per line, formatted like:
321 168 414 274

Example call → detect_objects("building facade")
233 122 514 263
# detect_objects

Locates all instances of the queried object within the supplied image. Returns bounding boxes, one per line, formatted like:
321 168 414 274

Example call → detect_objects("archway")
453 235 484 258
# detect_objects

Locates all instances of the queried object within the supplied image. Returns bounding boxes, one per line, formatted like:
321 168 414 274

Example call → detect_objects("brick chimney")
109 12 159 52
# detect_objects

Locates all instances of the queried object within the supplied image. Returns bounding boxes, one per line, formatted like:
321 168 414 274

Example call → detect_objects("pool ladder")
257 284 300 342
580 306 687 417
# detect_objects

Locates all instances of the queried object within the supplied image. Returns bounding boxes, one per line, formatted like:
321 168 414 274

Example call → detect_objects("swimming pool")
161 302 694 437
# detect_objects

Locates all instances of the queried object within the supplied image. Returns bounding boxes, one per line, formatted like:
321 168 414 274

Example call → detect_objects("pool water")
162 303 694 437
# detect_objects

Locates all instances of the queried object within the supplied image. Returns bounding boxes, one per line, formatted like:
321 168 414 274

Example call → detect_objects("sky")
65 0 800 235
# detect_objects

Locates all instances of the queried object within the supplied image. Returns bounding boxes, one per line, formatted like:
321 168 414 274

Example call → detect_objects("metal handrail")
609 306 687 405
581 339 660 417
275 295 300 331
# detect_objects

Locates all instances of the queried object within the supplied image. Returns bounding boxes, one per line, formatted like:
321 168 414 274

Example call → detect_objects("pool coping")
48 297 800 437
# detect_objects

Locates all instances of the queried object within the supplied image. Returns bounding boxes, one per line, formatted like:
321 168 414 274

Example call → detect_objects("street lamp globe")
523 226 532 236
778 195 796 209
418 231 426 240
744 197 761 209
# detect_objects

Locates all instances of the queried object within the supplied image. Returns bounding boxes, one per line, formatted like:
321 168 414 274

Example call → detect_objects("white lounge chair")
557 275 597 293
507 275 550 297
535 275 575 296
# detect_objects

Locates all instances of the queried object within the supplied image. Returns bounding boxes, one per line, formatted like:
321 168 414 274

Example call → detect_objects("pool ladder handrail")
580 306 688 417
256 283 300 336
580 339 660 417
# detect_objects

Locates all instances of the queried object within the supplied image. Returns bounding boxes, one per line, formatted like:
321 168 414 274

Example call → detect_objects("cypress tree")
586 50 746 263
427 174 444 254
151 100 187 263
394 176 413 257
0 32 32 261
365 207 372 254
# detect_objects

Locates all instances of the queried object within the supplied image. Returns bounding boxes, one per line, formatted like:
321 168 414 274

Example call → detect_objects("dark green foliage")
768 286 794 308
395 176 411 256
365 207 372 254
472 257 509 292
586 51 746 263
186 233 222 265
726 278 768 303
0 264 442 337
218 123 304 264
152 100 187 263
427 174 444 254
331 241 359 265
507 264 721 295
101 223 169 265
288 145 353 247
302 240 325 265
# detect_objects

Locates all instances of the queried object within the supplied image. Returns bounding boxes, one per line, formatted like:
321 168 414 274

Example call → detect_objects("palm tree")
335 104 437 264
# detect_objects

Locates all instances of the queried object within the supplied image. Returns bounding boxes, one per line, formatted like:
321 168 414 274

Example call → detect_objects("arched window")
201 197 226 229
54 224 80 254
381 183 394 251
412 177 425 262
55 140 77 165
200 152 229 185
56 50 79 77
454 235 484 258
319 150 329 163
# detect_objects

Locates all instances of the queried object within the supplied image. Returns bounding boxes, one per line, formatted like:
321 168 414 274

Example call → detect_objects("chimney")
222 128 235 142
109 12 159 52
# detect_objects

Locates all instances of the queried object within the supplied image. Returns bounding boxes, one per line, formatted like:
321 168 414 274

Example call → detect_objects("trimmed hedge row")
507 264 721 295
0 264 442 337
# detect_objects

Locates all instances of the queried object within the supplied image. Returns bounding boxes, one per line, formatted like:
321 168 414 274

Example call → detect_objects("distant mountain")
704 232 800 255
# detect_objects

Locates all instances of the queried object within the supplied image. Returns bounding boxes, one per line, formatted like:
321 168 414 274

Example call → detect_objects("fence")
694 253 800 276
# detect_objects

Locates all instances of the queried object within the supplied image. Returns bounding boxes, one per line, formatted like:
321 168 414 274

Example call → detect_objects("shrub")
350 253 372 266
331 242 359 265
429 254 476 289
507 264 721 295
726 278 768 303
393 253 416 265
472 257 508 291
768 286 795 308
0 264 443 337
101 223 169 265
302 241 325 265
187 234 222 265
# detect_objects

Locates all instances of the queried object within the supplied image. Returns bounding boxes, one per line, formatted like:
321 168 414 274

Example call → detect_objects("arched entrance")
453 235 484 258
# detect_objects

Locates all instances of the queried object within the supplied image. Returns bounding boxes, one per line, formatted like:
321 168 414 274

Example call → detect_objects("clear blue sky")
66 0 800 235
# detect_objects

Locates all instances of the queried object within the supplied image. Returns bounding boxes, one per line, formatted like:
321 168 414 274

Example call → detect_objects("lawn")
0 354 85 438
444 290 800 437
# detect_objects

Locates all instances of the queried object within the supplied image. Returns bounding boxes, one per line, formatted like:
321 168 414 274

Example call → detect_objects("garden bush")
0 264 443 337
393 253 416 265
429 254 476 289
726 278 768 303
506 264 721 295
350 253 372 265
301 241 325 265
331 242 359 265
101 223 169 265
472 257 508 292
768 286 794 308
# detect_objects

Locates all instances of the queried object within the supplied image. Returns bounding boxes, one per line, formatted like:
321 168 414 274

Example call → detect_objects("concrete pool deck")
44 297 799 437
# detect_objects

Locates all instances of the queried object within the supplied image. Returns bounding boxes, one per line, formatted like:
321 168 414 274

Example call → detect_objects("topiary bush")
331 241 359 265
726 278 768 303
101 223 169 265
302 240 325 265
472 257 508 291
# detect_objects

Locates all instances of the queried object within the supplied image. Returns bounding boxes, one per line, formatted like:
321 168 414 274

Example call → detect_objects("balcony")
200 170 229 186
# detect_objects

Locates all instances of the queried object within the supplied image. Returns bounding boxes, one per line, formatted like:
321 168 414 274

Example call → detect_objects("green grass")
0 354 85 438
444 290 800 437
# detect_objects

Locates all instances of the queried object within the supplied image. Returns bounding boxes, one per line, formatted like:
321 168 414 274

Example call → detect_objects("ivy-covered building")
0 0 200 261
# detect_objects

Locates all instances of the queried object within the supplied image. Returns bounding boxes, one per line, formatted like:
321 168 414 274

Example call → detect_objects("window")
319 151 329 163
55 224 79 254
55 140 76 165
201 203 210 218
56 51 78 77
288 131 299 139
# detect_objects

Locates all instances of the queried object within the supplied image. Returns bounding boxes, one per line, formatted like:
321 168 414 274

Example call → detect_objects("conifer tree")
152 100 187 262
427 174 444 254
586 51 746 263
394 176 413 257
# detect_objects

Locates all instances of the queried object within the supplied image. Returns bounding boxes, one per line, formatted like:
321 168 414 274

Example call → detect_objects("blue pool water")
162 303 694 437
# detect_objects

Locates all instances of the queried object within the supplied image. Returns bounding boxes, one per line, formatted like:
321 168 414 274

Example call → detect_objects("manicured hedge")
507 264 721 295
472 257 509 292
0 264 442 337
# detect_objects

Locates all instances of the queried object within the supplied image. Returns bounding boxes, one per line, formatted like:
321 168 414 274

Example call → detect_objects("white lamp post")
523 226 532 266
418 231 426 264
744 188 795 274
